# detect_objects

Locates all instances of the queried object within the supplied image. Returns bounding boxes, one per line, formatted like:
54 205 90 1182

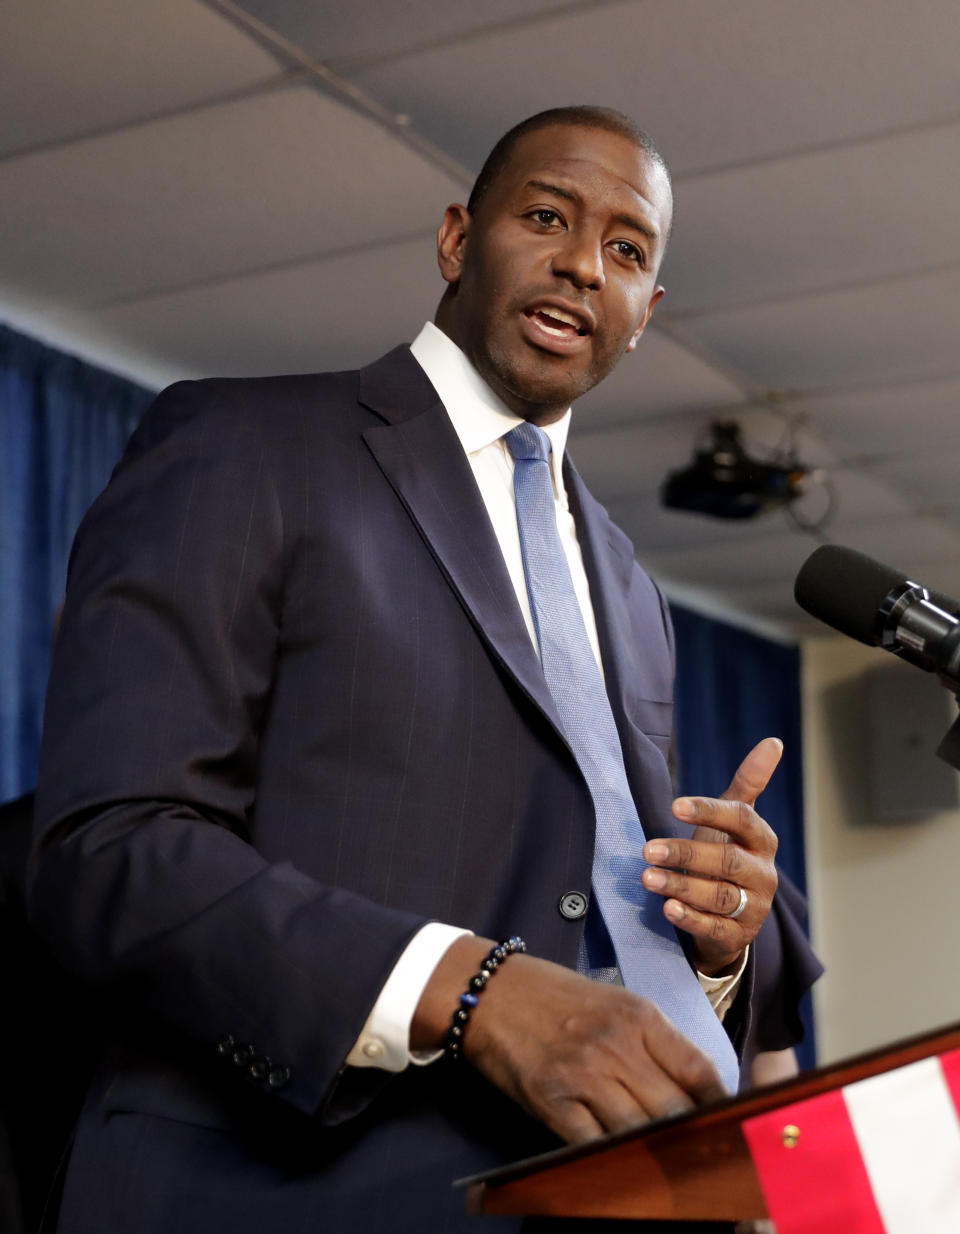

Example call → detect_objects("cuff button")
361 1039 386 1061
267 1066 291 1090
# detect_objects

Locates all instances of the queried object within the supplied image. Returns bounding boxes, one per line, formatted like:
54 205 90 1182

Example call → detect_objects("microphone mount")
886 591 960 769
795 546 960 771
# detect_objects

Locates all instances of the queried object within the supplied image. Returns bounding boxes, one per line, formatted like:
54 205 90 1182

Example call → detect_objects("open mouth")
524 306 590 339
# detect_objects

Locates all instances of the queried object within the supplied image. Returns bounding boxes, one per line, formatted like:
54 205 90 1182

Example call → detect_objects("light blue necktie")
505 422 739 1092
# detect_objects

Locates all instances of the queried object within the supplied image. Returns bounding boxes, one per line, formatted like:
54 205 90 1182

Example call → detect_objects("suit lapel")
358 347 566 740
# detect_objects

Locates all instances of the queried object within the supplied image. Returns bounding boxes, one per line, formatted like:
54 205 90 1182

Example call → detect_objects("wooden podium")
460 1020 960 1224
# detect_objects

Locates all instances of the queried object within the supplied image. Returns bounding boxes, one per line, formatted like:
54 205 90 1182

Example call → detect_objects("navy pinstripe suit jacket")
31 345 818 1232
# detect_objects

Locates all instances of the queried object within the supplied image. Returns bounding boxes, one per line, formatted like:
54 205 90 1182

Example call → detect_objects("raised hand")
641 737 782 975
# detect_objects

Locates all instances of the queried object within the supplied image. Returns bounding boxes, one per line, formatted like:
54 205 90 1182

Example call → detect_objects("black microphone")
794 545 960 691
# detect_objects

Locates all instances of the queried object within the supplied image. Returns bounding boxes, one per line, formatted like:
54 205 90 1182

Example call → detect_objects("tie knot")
504 422 551 464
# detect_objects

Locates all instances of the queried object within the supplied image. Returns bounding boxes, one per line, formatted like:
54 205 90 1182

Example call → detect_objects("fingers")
660 895 750 948
576 1080 657 1140
644 832 773 881
658 894 754 978
641 739 783 976
549 1100 606 1145
539 1038 712 1144
641 1021 728 1107
642 865 753 919
643 788 779 976
544 1080 674 1146
466 954 726 1145
642 836 777 932
640 863 774 968
669 796 778 856
666 738 782 848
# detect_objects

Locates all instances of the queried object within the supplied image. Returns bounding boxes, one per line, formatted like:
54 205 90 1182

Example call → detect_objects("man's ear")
626 284 665 352
437 204 471 286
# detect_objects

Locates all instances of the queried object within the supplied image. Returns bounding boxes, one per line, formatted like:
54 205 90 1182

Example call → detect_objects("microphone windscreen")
794 545 907 644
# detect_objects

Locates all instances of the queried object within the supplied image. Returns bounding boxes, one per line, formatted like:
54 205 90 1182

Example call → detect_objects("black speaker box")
865 660 960 821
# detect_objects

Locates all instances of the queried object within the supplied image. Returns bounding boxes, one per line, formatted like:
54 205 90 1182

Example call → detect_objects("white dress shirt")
346 322 744 1071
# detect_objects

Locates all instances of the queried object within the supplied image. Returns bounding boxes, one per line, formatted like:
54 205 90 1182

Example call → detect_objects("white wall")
802 635 960 1064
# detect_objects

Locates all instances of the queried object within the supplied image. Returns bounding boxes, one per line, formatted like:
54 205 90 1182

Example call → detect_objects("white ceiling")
3 0 959 638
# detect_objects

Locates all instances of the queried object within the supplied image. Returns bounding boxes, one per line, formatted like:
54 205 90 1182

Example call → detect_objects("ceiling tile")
348 0 960 177
0 87 462 308
570 415 712 500
812 516 960 583
571 327 746 430
0 289 180 392
606 491 790 555
724 406 837 468
677 267 960 392
233 0 579 65
690 579 820 637
572 400 838 508
4 0 958 638
663 123 960 314
87 236 442 378
645 529 815 588
894 559 960 601
792 470 911 535
796 377 960 464
565 404 834 501
868 449 960 515
0 0 283 158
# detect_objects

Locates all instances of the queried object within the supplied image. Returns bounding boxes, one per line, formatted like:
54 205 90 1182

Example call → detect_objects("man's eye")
613 240 643 264
531 208 561 226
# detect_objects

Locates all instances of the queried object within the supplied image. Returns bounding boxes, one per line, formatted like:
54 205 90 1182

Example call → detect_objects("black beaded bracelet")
445 936 526 1061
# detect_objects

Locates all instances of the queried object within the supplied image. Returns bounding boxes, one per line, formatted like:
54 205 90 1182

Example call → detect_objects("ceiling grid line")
0 72 307 168
199 0 476 187
87 227 441 312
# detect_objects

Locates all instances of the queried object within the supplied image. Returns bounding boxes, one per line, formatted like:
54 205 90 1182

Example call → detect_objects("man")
31 107 819 1232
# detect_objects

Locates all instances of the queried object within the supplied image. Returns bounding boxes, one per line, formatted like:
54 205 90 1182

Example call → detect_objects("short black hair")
466 106 672 217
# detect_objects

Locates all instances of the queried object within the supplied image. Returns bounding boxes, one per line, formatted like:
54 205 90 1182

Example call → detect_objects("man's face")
436 124 672 423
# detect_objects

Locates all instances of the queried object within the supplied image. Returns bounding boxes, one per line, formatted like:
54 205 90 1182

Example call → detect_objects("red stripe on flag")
743 1088 887 1234
939 1047 960 1122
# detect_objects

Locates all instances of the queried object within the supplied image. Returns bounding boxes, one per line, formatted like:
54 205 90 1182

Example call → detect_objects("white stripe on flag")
843 1055 960 1234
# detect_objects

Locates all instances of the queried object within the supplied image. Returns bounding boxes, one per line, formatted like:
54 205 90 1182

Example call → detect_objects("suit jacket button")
232 1043 253 1067
267 1066 291 1090
558 891 588 920
216 1035 236 1058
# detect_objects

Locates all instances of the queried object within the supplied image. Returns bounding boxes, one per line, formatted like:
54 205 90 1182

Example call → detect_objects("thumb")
720 737 783 806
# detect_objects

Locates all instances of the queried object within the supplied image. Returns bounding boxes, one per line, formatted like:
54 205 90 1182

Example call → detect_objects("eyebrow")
524 179 659 245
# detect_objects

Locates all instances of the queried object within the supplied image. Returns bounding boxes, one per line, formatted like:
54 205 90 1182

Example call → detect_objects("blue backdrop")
671 603 815 1065
0 322 815 1063
671 605 806 893
0 323 154 799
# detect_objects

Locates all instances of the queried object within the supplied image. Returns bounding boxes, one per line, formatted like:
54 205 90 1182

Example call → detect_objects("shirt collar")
409 320 571 495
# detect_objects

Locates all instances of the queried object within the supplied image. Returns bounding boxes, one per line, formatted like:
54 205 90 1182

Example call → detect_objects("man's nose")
551 231 604 290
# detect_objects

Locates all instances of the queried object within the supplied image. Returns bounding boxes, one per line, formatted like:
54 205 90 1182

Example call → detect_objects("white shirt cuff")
345 923 472 1071
697 945 749 1023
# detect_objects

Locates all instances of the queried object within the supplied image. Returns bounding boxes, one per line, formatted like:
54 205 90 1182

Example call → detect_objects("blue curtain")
0 323 154 799
671 603 815 1066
